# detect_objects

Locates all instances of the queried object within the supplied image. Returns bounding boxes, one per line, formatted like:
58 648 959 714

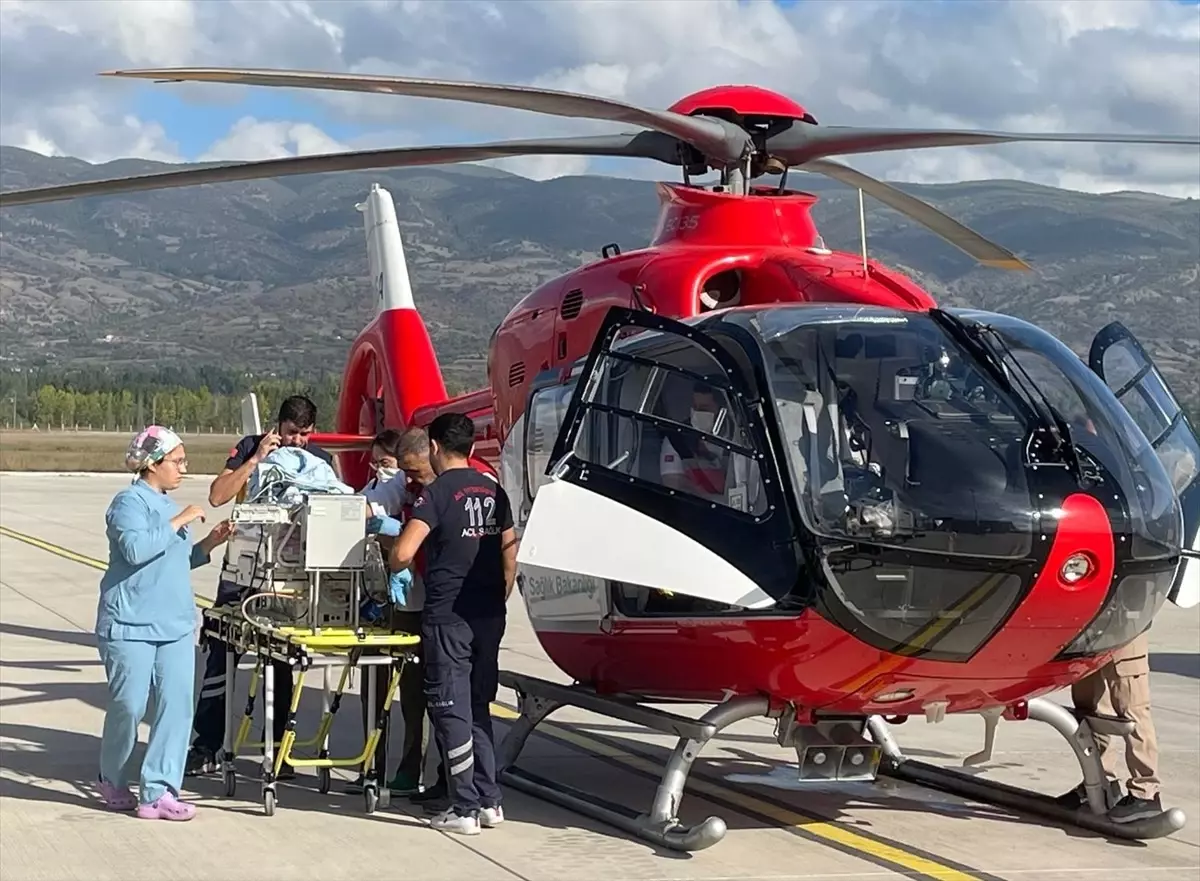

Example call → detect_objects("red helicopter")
3 68 1199 850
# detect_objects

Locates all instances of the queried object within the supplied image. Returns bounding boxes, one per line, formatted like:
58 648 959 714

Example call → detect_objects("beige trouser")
1070 631 1160 799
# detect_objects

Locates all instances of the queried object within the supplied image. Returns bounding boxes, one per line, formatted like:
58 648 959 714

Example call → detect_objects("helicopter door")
517 306 801 610
1088 321 1200 608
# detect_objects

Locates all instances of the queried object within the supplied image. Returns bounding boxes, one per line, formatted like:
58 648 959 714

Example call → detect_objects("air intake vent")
508 361 526 387
561 288 584 320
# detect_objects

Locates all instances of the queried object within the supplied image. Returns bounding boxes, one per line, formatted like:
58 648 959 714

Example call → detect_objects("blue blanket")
248 447 353 504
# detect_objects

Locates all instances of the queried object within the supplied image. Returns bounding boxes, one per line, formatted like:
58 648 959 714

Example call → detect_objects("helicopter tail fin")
359 183 416 314
333 184 448 486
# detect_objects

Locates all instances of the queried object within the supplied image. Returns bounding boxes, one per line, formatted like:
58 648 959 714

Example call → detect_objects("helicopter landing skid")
867 698 1187 841
496 671 770 852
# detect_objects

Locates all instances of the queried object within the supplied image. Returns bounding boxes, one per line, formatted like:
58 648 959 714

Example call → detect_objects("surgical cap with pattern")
125 425 183 473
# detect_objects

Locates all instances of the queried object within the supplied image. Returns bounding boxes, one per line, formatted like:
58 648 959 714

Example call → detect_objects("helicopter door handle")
557 333 567 360
549 454 574 480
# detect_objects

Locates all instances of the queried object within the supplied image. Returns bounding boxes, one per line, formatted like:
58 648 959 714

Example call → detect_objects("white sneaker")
429 809 481 836
480 806 504 828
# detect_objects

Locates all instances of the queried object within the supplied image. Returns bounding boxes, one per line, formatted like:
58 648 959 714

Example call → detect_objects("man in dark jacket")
185 395 331 778
387 413 518 835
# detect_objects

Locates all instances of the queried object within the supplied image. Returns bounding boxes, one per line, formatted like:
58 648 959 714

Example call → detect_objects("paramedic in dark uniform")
355 427 445 798
364 431 499 807
388 413 518 835
185 395 333 778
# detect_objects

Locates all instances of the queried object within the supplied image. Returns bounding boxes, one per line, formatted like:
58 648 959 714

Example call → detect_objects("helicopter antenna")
858 187 869 273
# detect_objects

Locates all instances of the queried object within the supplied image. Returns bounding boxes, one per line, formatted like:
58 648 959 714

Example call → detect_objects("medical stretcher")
200 491 420 816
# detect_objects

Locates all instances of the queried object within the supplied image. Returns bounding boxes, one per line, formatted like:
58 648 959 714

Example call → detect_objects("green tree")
33 385 58 426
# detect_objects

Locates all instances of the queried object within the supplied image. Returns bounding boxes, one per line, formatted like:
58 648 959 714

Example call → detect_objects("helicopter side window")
1094 336 1200 495
570 336 768 516
525 377 579 501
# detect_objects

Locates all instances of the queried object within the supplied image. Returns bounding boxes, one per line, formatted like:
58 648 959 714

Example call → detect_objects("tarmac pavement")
0 472 1197 881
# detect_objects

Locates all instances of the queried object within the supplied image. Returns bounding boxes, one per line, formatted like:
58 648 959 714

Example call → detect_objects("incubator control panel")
302 494 368 570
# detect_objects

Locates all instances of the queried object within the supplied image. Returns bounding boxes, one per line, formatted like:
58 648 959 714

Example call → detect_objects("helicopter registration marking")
659 211 700 236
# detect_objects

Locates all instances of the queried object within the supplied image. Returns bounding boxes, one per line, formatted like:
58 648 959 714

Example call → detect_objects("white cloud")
484 154 591 181
0 0 1196 193
0 0 199 64
199 117 350 162
3 103 182 165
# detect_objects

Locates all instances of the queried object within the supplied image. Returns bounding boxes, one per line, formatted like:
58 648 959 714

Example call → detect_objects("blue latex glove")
388 568 413 605
360 598 387 624
367 515 402 537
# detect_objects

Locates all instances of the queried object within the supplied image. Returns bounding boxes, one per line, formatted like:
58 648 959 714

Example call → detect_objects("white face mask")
375 466 399 483
689 410 716 434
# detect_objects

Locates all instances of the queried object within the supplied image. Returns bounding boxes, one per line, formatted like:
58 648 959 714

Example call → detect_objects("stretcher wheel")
364 787 378 814
318 768 331 794
263 789 276 817
224 769 237 798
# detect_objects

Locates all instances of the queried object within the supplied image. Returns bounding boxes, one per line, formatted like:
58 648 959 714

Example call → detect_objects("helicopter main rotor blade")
0 132 682 208
102 67 751 166
769 125 1200 166
801 158 1031 271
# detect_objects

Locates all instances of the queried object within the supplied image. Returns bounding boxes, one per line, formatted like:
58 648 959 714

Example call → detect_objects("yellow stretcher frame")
200 604 420 816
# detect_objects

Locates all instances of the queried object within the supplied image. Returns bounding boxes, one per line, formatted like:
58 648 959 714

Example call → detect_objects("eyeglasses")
162 457 188 469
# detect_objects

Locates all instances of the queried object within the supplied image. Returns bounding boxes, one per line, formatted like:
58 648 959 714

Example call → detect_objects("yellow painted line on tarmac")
0 523 988 881
0 525 110 570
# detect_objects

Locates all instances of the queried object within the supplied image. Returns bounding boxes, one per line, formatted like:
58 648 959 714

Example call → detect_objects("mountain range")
1 145 1197 408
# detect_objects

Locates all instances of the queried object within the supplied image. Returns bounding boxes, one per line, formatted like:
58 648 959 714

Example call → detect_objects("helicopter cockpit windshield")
732 308 1033 559
724 305 1184 565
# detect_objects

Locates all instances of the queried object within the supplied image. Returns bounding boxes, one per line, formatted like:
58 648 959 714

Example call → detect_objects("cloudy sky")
1 0 1198 196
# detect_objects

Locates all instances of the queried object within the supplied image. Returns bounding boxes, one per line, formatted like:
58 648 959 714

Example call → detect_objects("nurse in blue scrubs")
96 426 232 820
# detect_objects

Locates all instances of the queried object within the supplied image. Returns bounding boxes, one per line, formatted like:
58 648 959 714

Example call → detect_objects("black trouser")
422 614 506 816
359 609 431 783
192 581 294 756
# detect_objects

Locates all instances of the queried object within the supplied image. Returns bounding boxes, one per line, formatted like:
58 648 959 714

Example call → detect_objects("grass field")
0 430 241 473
